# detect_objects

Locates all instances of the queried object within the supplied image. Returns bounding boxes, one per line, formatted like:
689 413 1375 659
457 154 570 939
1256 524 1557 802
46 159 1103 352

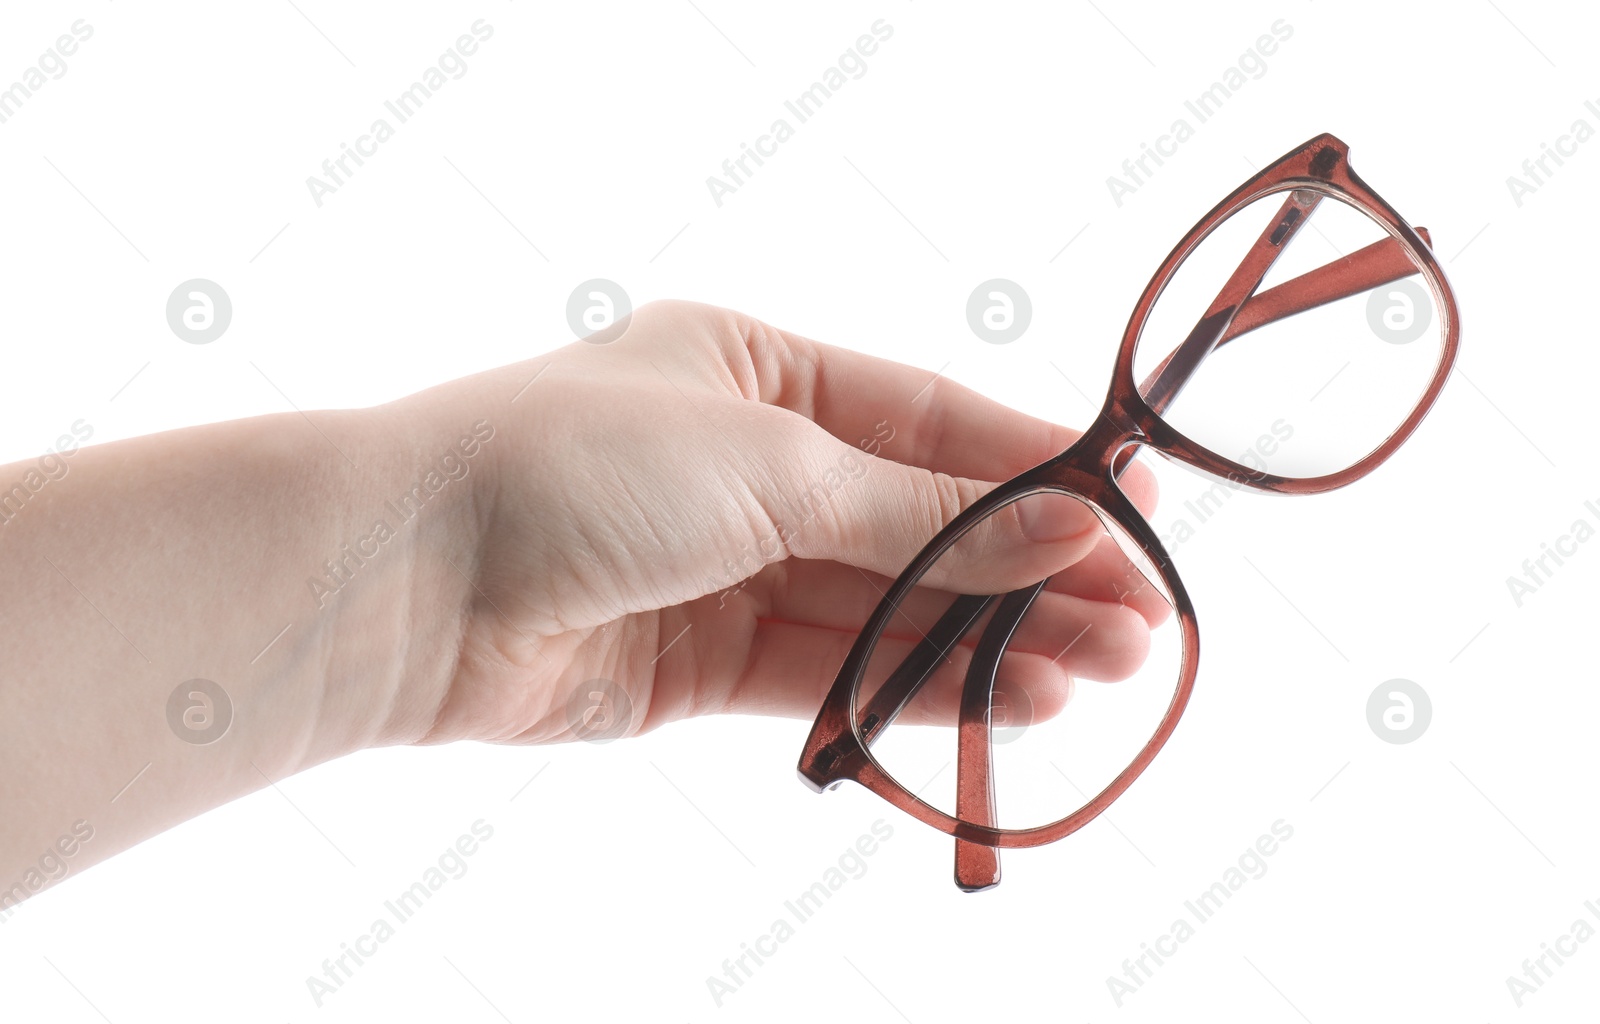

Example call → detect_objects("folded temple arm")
848 206 1434 889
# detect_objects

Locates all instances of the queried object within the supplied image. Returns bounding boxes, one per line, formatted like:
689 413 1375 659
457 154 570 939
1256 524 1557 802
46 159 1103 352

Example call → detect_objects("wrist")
323 394 502 753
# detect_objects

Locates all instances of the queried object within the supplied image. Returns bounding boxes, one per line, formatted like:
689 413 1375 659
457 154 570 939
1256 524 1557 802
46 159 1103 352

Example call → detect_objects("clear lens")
850 491 1182 831
1132 189 1444 479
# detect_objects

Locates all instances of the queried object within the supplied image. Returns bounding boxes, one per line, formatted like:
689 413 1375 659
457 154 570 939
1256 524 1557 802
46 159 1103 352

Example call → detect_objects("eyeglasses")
796 134 1460 890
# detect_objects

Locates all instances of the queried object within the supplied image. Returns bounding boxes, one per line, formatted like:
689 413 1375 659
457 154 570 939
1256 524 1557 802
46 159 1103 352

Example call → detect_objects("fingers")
703 619 1075 725
646 556 1157 732
662 557 1152 730
704 303 1160 518
685 602 1144 728
628 301 1161 603
737 308 1062 475
851 634 1075 729
740 558 1156 681
1041 534 1173 627
599 301 1176 732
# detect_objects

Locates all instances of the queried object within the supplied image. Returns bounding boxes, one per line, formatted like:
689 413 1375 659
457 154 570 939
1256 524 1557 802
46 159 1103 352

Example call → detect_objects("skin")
0 300 1165 903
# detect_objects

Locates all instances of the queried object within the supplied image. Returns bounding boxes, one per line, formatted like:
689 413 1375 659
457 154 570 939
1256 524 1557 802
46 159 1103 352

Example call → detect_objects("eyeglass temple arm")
1111 189 1324 484
845 589 1038 891
854 593 997 747
953 582 1045 890
858 208 1416 744
843 590 1015 891
950 193 1348 883
1130 226 1433 423
852 208 1433 885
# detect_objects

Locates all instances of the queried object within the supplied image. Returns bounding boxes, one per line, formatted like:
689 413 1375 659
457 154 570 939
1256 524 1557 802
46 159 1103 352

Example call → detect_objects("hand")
0 298 1164 889
421 301 1168 745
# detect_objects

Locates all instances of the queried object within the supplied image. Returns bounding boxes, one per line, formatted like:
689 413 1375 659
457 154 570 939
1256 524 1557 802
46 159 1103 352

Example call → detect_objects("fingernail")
1017 492 1091 543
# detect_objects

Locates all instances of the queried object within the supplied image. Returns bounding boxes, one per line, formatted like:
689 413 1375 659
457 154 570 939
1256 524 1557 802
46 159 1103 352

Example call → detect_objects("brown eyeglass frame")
796 133 1461 890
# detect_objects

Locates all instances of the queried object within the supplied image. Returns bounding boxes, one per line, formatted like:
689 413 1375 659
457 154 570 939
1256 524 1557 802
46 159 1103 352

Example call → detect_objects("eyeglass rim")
1110 133 1462 496
797 132 1461 848
804 473 1199 849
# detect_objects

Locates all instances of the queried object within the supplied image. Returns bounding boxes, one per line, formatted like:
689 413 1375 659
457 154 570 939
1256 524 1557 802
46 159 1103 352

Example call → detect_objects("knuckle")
926 471 966 533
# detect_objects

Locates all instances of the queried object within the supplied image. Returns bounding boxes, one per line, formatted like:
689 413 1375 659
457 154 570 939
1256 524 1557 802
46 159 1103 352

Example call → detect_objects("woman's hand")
417 300 1168 746
0 299 1164 893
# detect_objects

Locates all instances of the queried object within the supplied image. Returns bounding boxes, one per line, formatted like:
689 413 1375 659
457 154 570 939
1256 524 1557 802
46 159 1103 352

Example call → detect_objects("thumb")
764 432 1104 593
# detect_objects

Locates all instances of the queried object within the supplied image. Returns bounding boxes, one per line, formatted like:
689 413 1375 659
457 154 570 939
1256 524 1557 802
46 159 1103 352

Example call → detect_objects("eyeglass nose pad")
953 581 1046 892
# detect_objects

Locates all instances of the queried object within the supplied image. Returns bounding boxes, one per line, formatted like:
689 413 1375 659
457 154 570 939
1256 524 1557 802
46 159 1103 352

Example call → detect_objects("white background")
1 1 1595 1020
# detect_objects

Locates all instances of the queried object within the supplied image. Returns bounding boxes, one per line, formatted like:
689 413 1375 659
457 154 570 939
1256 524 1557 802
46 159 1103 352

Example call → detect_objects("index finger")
734 310 1158 515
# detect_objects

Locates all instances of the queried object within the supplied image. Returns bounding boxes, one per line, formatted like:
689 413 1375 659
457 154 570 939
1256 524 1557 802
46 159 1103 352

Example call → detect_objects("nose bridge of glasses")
1037 404 1144 484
